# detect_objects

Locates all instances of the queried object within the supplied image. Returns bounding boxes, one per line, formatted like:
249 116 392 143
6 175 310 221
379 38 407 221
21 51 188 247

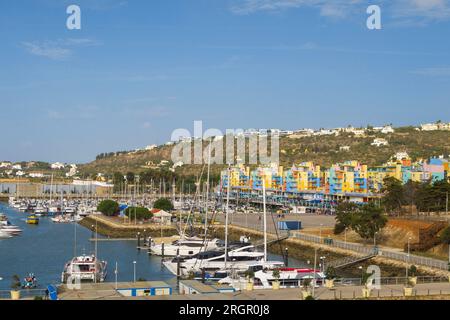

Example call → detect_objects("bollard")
162 242 165 259
137 233 141 249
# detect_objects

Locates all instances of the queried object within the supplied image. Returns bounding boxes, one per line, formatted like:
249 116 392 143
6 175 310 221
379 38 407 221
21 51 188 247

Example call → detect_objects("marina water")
0 203 308 290
0 203 175 290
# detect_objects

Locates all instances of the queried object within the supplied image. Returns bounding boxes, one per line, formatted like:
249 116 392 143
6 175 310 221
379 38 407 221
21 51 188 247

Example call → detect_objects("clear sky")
1 0 449 163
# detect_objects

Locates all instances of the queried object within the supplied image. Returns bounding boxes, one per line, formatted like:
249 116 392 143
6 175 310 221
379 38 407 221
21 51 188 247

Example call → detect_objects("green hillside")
79 127 450 178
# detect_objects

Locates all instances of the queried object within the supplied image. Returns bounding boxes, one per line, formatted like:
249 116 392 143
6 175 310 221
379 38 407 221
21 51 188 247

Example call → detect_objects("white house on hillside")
371 138 389 147
51 162 65 169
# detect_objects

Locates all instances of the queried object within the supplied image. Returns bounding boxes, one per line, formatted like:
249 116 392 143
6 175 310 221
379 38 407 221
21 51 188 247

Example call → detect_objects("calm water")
0 203 175 290
0 203 309 290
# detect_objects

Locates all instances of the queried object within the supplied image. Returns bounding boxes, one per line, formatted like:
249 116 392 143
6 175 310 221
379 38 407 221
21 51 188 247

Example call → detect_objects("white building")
371 138 389 147
421 123 439 131
145 144 158 151
0 162 11 168
339 146 351 151
12 164 22 170
51 162 65 169
393 151 410 161
29 172 45 178
16 170 25 177
66 164 78 177
381 126 395 134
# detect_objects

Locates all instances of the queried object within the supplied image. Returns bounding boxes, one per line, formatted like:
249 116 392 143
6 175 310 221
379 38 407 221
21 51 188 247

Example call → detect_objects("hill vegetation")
79 127 450 181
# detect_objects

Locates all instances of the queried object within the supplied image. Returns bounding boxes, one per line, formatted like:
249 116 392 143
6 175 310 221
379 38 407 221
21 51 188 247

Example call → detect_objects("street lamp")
344 227 348 243
406 237 411 278
114 262 118 289
358 266 364 284
133 261 137 283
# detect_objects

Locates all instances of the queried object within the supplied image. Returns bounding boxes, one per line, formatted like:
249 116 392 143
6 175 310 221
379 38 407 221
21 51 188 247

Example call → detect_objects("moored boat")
61 254 107 283
26 214 39 225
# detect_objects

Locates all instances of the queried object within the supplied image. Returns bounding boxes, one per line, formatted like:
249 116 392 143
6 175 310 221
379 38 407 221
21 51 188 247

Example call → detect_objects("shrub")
153 198 174 212
325 266 337 280
440 226 450 244
97 200 120 216
11 275 21 290
125 207 152 220
408 265 417 277
334 222 346 235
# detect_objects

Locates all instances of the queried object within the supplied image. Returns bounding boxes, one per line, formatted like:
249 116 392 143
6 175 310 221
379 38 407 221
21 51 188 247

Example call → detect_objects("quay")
53 280 450 300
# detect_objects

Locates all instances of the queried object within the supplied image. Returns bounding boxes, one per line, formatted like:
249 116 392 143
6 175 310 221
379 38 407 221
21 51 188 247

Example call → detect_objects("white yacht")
163 244 283 276
219 267 325 290
149 237 223 257
0 230 12 239
61 254 107 283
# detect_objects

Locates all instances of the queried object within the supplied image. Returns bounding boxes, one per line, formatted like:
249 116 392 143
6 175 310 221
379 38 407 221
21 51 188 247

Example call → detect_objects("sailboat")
162 171 285 277
61 210 107 283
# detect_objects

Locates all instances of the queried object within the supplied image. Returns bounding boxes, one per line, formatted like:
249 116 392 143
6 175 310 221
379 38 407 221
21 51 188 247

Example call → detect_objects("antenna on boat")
262 175 267 262
204 137 212 239
224 164 231 270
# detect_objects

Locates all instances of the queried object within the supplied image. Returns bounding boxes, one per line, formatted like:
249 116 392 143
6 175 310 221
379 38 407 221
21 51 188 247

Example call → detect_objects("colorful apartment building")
220 156 449 196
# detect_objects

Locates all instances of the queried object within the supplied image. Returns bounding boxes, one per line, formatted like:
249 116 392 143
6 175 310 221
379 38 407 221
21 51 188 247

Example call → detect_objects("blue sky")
1 0 450 163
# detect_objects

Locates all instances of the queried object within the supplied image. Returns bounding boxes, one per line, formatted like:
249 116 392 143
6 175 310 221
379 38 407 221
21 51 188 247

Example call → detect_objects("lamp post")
358 266 363 284
406 237 411 278
133 261 137 283
114 262 118 289
345 227 348 243
373 231 378 248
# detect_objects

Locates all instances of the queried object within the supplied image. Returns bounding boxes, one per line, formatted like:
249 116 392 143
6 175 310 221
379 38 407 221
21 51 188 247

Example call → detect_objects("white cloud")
411 67 450 76
22 42 71 60
230 0 450 23
230 0 363 18
22 38 101 60
392 0 450 20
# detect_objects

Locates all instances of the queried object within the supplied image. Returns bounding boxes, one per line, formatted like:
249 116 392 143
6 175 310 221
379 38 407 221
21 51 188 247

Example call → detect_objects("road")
213 212 335 234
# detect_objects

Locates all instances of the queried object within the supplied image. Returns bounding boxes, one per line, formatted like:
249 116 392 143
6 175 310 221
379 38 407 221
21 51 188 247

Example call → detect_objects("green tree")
124 207 153 220
353 203 387 241
334 202 359 234
97 200 120 216
381 177 404 215
440 227 450 244
153 198 174 211
126 172 135 183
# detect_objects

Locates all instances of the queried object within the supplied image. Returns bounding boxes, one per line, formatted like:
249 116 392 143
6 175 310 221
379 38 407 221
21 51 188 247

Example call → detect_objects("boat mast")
224 165 231 269
262 175 267 262
49 173 53 206
204 138 212 238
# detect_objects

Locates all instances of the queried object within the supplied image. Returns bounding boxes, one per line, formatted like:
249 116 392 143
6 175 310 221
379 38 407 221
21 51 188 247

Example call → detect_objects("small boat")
61 254 107 283
149 237 223 257
26 215 39 225
218 267 325 291
22 273 38 289
0 230 13 239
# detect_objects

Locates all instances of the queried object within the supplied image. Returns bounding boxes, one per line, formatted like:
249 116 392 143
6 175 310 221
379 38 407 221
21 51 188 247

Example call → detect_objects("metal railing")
291 232 449 271
0 289 47 300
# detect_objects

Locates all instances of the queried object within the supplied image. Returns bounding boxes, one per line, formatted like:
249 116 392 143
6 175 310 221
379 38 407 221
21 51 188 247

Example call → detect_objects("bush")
325 266 337 280
97 200 120 216
440 227 450 244
153 198 174 212
125 207 152 220
408 265 418 277
11 275 21 290
334 222 346 235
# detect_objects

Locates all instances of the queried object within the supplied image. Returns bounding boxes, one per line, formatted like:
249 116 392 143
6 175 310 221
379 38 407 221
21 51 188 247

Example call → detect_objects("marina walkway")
54 281 450 300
